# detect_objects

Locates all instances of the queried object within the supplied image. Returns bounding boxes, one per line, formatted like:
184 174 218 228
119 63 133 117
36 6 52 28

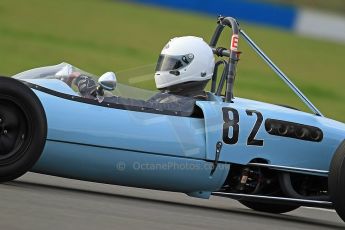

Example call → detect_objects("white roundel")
154 36 215 89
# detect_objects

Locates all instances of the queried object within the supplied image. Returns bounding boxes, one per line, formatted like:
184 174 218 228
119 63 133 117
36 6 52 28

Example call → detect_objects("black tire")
239 200 300 214
329 140 345 222
0 76 47 182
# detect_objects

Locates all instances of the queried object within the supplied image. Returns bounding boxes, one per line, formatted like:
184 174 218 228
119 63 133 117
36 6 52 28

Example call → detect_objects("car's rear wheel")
329 140 345 222
239 200 300 214
0 76 47 182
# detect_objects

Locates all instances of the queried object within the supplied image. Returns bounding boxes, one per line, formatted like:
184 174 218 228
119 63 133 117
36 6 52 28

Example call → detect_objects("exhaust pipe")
295 127 308 139
278 124 288 135
310 130 322 141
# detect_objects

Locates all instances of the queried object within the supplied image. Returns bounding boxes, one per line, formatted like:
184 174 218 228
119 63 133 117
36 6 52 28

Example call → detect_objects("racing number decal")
222 108 239 144
222 108 264 146
246 110 264 146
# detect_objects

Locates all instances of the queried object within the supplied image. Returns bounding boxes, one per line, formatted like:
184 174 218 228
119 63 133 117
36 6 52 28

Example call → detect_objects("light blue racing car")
1 16 345 222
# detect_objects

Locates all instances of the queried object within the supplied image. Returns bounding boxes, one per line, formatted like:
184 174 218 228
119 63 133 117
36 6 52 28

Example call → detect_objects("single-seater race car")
1 16 345 222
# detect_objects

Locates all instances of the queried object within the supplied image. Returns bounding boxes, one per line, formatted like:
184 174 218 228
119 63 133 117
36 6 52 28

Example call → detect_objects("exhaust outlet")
278 124 288 135
265 119 323 142
295 128 308 139
310 130 322 141
265 122 274 133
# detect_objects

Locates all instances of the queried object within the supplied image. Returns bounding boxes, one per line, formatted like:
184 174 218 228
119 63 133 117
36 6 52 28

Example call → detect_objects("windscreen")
13 62 157 100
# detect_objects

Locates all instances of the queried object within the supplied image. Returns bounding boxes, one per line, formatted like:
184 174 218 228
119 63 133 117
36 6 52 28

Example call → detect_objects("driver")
148 36 215 103
57 36 215 110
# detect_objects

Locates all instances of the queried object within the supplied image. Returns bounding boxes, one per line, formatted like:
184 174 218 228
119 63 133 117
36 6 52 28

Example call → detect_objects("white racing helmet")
154 36 215 89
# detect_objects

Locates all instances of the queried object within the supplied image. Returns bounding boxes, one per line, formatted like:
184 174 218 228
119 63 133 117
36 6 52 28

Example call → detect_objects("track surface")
0 173 343 230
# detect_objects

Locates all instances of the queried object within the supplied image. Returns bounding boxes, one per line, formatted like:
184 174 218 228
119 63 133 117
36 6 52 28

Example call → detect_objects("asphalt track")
0 173 344 230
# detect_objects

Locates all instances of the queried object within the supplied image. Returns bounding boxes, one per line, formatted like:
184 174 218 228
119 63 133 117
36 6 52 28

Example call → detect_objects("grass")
0 0 344 121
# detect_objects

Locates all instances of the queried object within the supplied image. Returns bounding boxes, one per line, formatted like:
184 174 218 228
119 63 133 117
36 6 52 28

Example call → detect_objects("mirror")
98 72 117 91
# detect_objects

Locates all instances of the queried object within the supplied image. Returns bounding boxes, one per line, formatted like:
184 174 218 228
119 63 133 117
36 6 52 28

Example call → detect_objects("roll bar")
209 16 323 116
211 60 228 96
209 16 240 103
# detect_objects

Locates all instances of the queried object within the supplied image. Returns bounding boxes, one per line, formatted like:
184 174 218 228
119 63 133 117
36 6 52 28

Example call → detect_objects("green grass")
0 0 344 121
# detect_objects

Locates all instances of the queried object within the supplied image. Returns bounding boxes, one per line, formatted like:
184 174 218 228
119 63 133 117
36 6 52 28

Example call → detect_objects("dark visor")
155 54 194 72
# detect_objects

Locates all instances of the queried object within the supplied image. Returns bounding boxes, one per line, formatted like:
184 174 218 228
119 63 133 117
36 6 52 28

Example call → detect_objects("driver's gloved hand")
75 75 97 98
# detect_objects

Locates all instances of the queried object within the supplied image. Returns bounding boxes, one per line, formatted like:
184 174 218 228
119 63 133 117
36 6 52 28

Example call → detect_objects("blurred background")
0 0 344 121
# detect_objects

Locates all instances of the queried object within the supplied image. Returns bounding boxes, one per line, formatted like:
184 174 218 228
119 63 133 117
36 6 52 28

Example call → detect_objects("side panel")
31 89 230 193
32 140 229 194
197 101 224 161
34 90 206 160
198 98 345 172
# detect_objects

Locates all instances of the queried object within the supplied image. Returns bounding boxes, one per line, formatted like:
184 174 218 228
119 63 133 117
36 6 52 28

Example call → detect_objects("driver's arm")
60 72 82 87
74 74 97 99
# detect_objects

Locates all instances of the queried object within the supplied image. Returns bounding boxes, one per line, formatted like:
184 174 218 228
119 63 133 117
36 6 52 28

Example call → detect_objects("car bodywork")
14 63 345 197
2 16 345 221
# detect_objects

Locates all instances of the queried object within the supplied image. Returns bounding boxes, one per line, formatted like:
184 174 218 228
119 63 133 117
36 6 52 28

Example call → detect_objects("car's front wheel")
329 140 345 222
0 76 47 182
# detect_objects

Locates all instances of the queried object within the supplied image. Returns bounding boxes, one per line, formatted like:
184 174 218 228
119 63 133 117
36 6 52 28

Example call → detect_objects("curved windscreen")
12 62 200 117
13 62 156 100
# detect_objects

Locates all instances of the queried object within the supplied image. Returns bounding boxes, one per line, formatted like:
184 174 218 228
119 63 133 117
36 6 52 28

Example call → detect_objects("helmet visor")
155 54 194 72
